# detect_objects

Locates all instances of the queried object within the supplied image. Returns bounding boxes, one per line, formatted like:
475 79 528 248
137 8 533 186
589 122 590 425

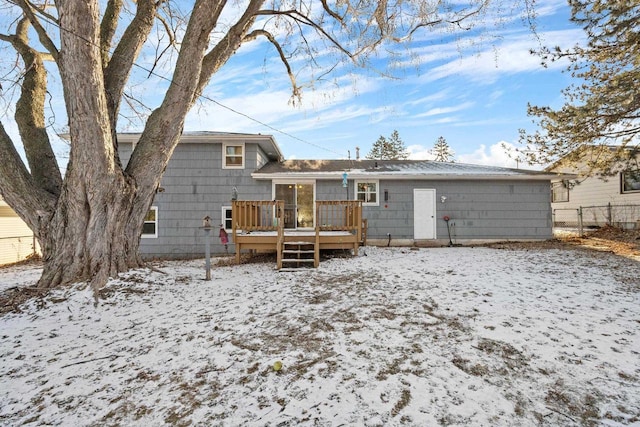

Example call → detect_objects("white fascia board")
85 132 284 161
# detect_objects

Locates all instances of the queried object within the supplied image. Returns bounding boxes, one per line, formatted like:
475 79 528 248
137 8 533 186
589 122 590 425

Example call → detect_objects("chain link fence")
553 204 640 235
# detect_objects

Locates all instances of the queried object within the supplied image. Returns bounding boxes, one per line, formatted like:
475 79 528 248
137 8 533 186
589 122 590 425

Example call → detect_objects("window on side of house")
221 206 233 231
621 169 640 193
355 180 379 206
141 206 158 238
223 143 244 169
256 150 267 169
551 181 569 203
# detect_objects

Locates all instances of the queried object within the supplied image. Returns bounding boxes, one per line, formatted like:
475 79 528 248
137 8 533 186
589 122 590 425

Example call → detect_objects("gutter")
251 171 567 181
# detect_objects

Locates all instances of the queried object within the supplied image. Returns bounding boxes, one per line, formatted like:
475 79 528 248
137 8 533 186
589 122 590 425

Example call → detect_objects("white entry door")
414 189 436 239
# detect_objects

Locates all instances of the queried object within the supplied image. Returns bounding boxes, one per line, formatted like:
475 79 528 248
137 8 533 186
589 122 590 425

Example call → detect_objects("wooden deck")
232 200 365 269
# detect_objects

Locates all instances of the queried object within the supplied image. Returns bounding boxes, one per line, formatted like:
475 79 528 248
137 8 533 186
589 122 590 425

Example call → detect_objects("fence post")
578 207 583 236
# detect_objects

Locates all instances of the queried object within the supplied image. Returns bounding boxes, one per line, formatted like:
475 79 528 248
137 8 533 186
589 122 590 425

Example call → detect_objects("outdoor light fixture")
384 189 389 202
440 195 447 203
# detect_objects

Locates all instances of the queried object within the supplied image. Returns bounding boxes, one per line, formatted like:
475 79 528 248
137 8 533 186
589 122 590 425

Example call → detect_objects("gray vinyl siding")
316 179 552 241
120 142 271 258
120 140 552 258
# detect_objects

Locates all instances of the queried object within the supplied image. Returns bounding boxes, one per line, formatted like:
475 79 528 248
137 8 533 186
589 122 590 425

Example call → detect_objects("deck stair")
277 231 320 271
280 241 316 271
233 200 362 269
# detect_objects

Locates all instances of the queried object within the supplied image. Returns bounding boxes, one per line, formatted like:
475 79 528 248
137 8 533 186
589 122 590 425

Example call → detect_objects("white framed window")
355 180 379 206
141 206 158 238
621 169 640 193
221 206 233 231
551 181 569 203
223 143 244 169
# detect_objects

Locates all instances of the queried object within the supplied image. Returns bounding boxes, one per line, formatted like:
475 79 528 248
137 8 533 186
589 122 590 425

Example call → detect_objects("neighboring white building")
548 147 640 229
0 197 38 265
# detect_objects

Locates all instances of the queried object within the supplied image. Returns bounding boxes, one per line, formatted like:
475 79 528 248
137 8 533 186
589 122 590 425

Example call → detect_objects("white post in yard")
202 216 213 281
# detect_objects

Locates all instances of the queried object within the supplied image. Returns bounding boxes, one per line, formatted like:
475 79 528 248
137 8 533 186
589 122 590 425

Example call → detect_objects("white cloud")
407 144 436 160
414 101 475 118
457 141 521 168
420 29 585 84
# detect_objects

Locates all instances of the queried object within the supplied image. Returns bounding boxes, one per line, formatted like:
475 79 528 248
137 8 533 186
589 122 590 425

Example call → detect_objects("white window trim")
551 181 569 203
141 206 158 239
222 142 245 169
354 180 379 206
621 169 640 194
221 206 233 232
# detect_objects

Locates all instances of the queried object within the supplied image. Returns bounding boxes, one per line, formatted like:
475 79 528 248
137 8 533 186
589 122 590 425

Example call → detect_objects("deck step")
279 235 318 270
282 258 315 263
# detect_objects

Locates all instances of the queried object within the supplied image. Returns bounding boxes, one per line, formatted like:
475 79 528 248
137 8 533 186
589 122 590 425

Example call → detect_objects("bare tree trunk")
36 172 145 290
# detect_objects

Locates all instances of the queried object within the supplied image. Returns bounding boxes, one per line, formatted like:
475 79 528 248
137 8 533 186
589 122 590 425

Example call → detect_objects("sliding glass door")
274 183 314 229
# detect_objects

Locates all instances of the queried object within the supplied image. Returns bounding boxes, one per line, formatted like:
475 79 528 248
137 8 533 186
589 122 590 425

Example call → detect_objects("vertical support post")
204 228 211 281
202 215 212 281
578 207 583 237
607 202 612 226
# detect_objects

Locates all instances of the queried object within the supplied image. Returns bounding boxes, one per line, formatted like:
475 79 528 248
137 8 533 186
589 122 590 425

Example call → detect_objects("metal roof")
253 159 562 181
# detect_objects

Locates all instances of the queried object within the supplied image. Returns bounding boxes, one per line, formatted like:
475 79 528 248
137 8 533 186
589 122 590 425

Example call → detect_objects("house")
118 132 560 263
547 147 640 229
0 197 38 265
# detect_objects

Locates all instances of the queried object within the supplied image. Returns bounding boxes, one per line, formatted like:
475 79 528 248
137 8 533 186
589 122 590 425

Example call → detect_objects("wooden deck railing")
316 200 363 241
233 199 363 240
232 200 284 234
233 199 364 266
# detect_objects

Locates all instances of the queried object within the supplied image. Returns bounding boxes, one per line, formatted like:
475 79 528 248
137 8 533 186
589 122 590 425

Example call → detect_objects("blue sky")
182 0 582 168
2 0 583 170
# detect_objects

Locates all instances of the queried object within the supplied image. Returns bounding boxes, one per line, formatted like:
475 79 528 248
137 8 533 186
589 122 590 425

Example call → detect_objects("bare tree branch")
14 0 59 62
0 18 62 196
196 0 265 97
103 0 162 164
244 29 301 102
320 0 346 25
0 121 56 233
100 0 124 67
146 11 178 78
257 9 355 59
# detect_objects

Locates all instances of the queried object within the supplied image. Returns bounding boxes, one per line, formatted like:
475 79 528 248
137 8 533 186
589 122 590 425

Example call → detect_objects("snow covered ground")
1 246 639 426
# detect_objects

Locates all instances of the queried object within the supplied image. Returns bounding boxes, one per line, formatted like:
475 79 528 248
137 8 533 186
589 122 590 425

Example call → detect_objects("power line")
130 61 347 158
13 4 348 158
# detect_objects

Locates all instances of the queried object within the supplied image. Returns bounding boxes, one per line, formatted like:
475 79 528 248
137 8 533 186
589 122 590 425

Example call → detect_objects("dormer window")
223 143 244 169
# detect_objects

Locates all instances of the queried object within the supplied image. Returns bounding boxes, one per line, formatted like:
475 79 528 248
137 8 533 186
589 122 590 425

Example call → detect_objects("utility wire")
13 4 348 158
